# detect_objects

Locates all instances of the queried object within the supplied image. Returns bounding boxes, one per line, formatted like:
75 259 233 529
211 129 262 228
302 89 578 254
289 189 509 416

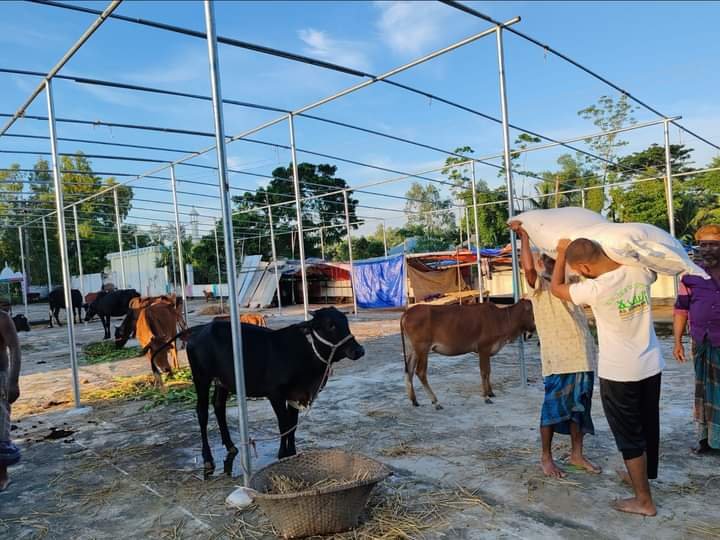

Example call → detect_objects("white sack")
511 208 607 255
512 207 708 278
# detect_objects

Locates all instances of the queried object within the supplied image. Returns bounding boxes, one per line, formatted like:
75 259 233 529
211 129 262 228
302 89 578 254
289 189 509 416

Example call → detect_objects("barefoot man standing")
673 224 720 454
510 221 600 478
0 310 21 491
551 238 662 517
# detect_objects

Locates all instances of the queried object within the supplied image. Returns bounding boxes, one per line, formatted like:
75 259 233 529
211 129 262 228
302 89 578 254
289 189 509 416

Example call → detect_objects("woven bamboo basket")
249 449 392 538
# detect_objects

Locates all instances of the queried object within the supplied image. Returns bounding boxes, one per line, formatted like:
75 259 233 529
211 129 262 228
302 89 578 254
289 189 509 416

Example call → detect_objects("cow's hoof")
484 398 494 404
434 403 444 411
412 401 420 407
488 391 496 398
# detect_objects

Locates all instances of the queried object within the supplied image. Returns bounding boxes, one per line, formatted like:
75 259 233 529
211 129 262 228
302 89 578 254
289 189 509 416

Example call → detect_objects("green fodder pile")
85 368 199 409
82 341 144 365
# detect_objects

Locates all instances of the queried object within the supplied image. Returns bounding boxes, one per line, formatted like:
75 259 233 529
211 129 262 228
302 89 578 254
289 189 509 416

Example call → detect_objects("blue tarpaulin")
352 254 406 309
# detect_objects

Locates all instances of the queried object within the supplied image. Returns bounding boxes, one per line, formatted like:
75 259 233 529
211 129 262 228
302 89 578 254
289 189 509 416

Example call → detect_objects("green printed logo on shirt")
612 283 650 320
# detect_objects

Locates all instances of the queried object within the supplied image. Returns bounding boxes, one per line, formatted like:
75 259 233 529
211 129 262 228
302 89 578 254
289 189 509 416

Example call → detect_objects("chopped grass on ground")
82 341 144 365
84 368 217 410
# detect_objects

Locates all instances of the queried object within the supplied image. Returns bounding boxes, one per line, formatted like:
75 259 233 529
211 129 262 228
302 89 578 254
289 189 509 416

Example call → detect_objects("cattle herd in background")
1 283 535 465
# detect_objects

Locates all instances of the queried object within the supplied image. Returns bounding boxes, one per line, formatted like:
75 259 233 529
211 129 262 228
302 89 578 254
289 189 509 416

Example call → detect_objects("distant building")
105 245 168 296
189 207 200 243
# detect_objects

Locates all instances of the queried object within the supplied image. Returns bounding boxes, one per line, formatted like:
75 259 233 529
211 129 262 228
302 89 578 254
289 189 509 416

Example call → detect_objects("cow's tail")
149 327 195 369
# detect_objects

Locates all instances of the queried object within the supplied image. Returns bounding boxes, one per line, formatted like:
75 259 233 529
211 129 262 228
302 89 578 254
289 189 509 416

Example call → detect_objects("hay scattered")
380 442 441 458
82 341 143 365
687 522 720 538
266 471 373 495
199 304 228 316
234 482 492 539
84 368 199 409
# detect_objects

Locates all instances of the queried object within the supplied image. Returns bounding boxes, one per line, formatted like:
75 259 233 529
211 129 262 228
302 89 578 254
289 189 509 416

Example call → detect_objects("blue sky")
1 1 719 238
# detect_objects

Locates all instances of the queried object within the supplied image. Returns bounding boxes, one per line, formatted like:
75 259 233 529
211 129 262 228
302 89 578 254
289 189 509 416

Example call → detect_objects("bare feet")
692 439 712 455
569 454 602 474
541 455 566 478
615 468 632 486
0 467 8 492
611 497 657 517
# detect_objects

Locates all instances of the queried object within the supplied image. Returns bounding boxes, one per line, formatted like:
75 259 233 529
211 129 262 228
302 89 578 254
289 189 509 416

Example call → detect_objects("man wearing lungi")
0 310 22 491
673 224 720 454
551 238 663 517
510 221 600 478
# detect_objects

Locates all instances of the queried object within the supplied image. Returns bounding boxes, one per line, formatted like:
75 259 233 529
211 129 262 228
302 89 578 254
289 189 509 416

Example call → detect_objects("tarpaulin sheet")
352 254 406 309
407 265 468 302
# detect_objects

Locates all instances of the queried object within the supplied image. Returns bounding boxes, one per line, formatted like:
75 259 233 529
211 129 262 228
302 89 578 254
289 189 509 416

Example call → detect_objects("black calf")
186 307 364 472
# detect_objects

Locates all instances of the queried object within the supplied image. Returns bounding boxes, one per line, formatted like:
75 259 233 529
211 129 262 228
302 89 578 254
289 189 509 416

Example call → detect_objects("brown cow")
400 299 535 409
115 294 187 368
203 290 214 302
213 312 267 327
135 302 180 386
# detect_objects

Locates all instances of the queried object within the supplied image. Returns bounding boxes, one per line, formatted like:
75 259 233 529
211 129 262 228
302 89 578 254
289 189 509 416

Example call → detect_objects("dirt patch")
3 302 720 539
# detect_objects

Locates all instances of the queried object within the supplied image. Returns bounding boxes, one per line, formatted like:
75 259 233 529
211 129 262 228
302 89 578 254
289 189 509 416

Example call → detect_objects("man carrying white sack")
509 221 600 479
551 238 663 517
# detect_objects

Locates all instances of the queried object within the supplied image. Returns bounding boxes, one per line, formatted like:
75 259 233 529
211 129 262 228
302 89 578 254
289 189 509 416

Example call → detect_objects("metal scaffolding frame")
1 0 717 484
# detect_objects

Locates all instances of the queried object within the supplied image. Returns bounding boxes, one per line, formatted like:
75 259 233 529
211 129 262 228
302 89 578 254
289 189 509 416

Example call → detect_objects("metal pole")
170 165 189 323
465 207 471 248
288 114 310 321
268 205 282 313
72 205 84 298
663 119 677 239
470 165 485 303
663 118 679 296
113 187 127 289
580 188 586 209
458 208 464 247
42 216 53 293
343 190 358 316
134 234 142 295
496 26 526 385
319 226 325 260
18 227 28 317
204 0 251 484
382 220 388 257
45 79 81 408
169 242 177 289
214 223 224 312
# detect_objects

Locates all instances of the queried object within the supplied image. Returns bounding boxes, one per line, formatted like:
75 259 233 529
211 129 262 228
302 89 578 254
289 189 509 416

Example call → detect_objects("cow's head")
13 314 30 332
114 311 136 348
84 303 97 322
309 307 364 362
517 298 536 338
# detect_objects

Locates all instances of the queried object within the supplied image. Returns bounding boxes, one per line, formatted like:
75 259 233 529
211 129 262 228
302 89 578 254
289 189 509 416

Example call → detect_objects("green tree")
441 146 509 247
531 154 603 212
404 182 454 232
0 154 134 285
577 94 637 208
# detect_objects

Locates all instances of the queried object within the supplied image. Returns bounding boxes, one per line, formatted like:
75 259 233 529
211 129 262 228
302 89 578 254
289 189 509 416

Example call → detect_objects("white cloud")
125 48 207 86
374 1 453 56
297 28 372 72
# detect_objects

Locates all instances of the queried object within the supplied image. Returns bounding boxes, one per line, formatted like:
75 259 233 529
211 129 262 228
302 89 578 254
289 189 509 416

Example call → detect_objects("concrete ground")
1 299 718 539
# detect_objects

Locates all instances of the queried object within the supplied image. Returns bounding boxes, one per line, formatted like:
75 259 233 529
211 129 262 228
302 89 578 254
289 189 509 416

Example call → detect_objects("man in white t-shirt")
550 238 663 518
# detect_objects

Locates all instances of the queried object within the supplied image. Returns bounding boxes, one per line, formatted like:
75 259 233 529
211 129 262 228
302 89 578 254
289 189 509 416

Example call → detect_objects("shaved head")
565 238 606 266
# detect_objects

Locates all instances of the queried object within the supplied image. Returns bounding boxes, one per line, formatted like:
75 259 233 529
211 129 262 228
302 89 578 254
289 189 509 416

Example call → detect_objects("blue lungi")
541 371 595 436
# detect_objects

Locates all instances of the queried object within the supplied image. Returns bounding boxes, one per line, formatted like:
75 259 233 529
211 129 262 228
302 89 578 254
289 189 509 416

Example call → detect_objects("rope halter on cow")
306 330 354 365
